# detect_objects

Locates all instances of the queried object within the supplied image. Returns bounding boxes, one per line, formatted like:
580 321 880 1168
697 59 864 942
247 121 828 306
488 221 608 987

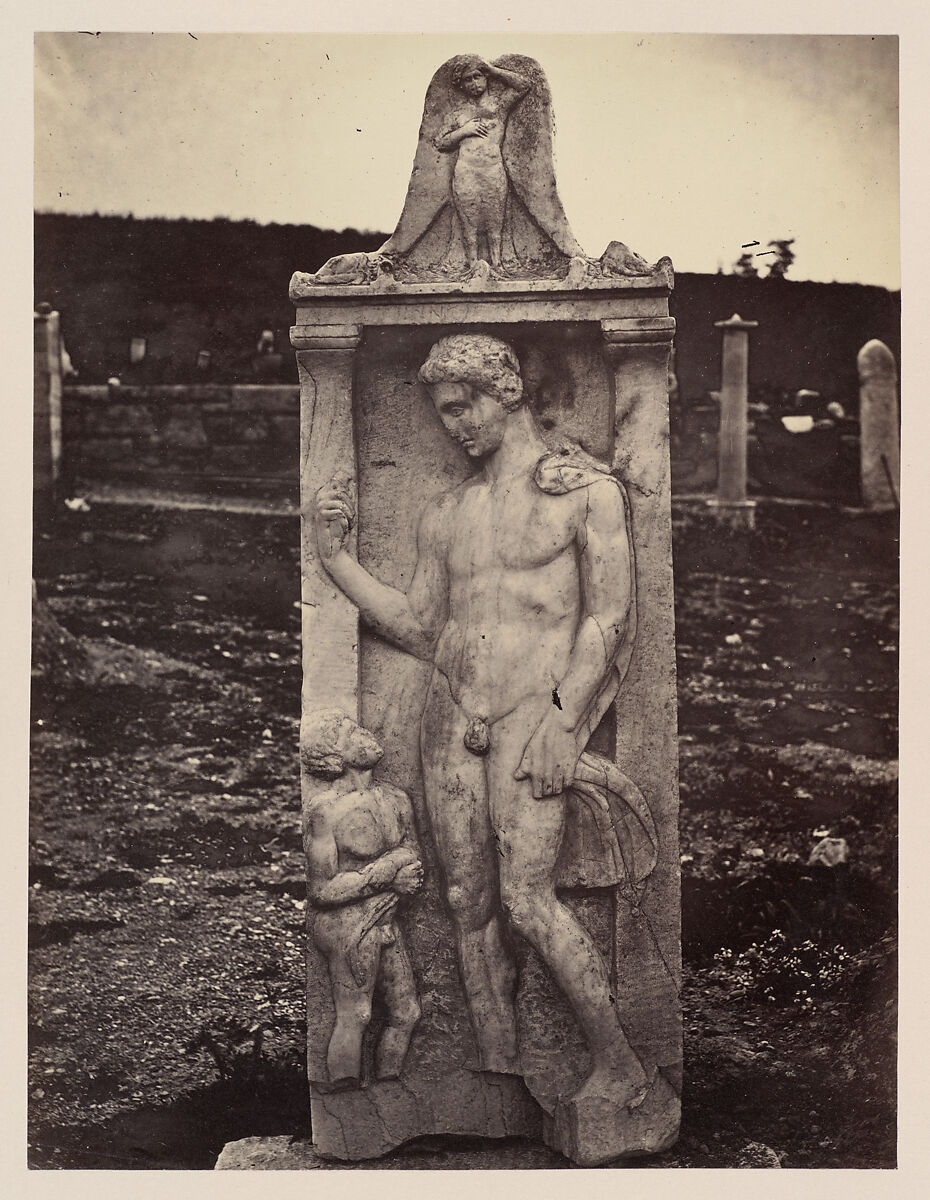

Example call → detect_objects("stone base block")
215 1133 574 1170
546 1069 680 1167
216 1137 325 1170
705 497 757 530
309 1068 541 1161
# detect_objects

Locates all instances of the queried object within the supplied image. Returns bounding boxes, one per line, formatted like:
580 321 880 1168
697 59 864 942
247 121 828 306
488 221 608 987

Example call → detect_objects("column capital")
713 313 758 333
600 316 676 350
291 323 362 352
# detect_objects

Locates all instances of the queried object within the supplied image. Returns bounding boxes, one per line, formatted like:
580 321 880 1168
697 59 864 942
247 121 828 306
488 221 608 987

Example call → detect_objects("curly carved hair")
449 54 486 91
300 708 350 780
418 334 524 412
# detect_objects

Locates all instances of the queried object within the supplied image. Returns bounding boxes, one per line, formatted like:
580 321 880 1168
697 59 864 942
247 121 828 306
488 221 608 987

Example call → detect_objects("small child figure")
302 709 423 1090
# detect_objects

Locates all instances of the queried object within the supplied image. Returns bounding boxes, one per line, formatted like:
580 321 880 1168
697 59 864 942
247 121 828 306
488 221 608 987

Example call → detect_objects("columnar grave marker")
291 53 681 1167
707 313 758 529
34 303 63 517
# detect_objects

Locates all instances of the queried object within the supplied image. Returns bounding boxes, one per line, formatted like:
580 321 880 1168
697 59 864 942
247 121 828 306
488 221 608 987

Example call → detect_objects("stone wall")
58 382 862 506
670 397 862 504
61 384 299 500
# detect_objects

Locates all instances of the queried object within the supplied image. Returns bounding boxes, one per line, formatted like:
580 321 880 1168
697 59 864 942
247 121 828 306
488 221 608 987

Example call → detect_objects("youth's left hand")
514 711 580 799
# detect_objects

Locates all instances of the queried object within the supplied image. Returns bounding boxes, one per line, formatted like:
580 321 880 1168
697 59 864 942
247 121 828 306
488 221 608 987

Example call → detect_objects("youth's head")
450 55 487 99
301 709 383 780
418 334 523 458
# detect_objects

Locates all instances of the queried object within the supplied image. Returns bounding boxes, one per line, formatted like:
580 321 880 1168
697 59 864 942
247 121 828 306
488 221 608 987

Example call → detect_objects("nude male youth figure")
315 333 648 1106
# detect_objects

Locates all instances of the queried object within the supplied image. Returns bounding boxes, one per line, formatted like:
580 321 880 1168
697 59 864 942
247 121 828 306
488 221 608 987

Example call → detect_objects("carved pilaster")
599 315 681 1088
601 317 675 499
295 325 362 731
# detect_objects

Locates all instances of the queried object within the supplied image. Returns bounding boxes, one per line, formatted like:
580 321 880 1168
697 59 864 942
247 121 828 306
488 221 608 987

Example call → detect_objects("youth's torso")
432 476 582 719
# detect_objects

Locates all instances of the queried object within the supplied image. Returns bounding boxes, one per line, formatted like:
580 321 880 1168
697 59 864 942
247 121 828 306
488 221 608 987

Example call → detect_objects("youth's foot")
568 1042 649 1107
551 1067 680 1164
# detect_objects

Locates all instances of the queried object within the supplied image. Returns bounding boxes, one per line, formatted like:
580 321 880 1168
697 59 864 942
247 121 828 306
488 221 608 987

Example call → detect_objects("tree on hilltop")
766 238 796 279
732 252 759 278
732 238 796 279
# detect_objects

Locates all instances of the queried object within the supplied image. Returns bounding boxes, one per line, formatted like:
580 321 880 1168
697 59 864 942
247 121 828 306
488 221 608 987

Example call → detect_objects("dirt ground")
28 499 898 1170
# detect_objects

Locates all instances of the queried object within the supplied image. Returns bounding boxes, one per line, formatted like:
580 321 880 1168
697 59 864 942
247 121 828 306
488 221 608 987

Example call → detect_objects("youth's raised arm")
405 499 450 650
313 476 444 662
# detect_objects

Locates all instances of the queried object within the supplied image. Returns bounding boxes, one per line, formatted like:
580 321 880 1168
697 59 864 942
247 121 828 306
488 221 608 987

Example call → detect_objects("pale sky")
35 31 900 288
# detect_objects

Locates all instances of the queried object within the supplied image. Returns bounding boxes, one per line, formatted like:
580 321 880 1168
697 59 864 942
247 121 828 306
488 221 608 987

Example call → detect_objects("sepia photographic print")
25 14 907 1177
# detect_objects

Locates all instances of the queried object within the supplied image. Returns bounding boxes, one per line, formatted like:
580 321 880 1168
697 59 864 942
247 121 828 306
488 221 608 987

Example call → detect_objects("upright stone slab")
858 339 900 511
291 53 680 1168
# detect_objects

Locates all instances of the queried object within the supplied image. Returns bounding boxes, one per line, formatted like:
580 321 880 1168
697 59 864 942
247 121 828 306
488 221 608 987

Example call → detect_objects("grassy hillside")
35 213 900 401
35 213 385 383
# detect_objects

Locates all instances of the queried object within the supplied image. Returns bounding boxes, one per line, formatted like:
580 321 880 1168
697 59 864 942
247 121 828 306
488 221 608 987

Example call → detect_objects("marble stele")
292 53 681 1168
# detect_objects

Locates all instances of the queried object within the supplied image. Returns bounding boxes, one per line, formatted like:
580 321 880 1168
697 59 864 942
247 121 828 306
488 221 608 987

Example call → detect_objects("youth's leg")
489 704 648 1100
421 675 518 1071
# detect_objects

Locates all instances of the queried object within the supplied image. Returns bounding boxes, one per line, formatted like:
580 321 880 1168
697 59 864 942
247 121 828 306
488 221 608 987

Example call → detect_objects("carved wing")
496 54 587 259
378 61 458 258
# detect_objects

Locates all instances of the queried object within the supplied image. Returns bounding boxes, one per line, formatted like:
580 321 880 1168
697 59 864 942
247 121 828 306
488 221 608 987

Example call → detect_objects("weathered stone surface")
310 1069 542 1160
215 1133 568 1170
858 339 899 511
599 241 655 278
61 401 85 439
291 53 680 1170
76 437 135 463
297 316 679 1162
290 268 675 316
237 414 270 443
82 402 157 437
61 383 301 501
216 1137 325 1170
737 1141 784 1168
292 56 667 290
229 384 300 414
549 1068 680 1166
34 308 63 502
302 711 423 1092
161 406 210 452
378 54 584 280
